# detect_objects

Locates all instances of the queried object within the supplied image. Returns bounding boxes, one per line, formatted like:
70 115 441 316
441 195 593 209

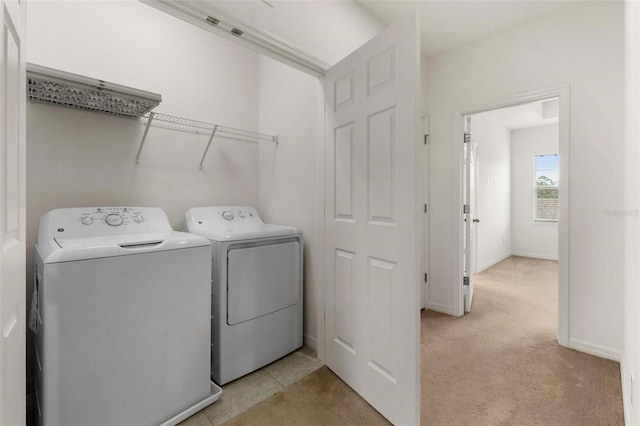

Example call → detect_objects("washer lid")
184 206 300 241
39 231 210 264
54 231 173 249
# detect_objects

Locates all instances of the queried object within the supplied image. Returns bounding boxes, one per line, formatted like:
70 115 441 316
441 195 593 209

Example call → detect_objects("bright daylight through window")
534 154 559 221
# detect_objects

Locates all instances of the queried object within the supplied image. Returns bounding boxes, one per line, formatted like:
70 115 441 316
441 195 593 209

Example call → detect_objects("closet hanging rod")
135 112 278 169
139 112 277 142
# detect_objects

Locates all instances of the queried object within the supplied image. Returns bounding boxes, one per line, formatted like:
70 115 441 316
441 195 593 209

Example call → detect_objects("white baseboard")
303 332 317 351
568 338 622 362
511 251 558 261
477 252 511 273
621 358 630 426
425 301 458 317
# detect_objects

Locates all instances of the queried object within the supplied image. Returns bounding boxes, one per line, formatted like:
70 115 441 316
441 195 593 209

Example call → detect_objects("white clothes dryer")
184 206 303 385
32 207 221 426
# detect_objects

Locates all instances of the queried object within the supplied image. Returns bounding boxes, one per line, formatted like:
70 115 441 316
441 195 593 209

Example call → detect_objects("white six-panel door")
324 12 421 425
0 0 26 425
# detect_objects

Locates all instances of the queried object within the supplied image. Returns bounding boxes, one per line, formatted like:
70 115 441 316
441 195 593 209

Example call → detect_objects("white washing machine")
32 207 221 426
184 206 303 385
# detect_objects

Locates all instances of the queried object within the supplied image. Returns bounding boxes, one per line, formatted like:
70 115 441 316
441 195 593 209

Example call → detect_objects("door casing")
453 85 570 347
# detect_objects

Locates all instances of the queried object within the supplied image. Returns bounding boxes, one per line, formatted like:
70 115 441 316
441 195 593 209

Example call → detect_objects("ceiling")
473 98 559 130
183 0 587 68
357 1 580 58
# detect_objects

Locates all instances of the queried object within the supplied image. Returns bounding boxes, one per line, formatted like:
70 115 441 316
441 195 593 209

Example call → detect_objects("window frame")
533 153 559 223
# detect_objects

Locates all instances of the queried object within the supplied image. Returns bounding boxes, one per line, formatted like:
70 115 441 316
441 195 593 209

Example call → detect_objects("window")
534 154 559 221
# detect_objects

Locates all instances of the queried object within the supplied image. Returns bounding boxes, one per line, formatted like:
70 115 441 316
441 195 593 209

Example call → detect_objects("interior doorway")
458 88 569 347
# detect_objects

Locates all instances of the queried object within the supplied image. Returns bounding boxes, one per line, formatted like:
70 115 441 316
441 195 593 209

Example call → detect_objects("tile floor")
178 347 323 426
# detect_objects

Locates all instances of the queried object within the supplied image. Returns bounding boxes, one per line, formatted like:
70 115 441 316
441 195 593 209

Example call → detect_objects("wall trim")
477 252 511 273
304 332 318 352
314 77 326 362
568 338 622 362
510 251 558 261
141 0 329 78
621 358 630 426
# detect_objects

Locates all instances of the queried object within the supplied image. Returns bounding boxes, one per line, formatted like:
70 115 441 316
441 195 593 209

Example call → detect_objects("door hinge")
464 133 471 144
424 273 428 283
463 204 470 214
424 134 429 145
463 276 470 286
424 204 428 213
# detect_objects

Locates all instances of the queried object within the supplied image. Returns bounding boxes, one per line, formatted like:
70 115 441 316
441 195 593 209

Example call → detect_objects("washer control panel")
78 207 145 228
39 207 172 239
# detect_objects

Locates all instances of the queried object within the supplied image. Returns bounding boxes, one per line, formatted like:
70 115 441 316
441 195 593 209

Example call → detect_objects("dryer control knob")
133 215 144 223
81 216 93 225
222 211 234 221
105 214 123 226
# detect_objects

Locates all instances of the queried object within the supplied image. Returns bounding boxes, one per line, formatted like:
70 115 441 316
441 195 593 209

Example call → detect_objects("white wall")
257 55 321 349
424 2 624 357
25 0 386 372
471 112 511 272
511 125 559 260
26 0 261 382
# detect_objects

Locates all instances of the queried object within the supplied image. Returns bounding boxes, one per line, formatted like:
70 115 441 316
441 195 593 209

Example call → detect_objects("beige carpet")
224 256 624 425
422 256 624 425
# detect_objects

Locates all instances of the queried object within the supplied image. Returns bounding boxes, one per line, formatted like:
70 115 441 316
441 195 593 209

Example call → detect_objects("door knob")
473 218 480 223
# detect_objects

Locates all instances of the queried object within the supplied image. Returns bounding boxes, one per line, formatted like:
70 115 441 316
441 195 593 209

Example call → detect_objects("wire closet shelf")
136 112 278 170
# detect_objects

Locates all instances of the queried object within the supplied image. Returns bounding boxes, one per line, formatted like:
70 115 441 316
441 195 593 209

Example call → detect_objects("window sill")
533 220 558 225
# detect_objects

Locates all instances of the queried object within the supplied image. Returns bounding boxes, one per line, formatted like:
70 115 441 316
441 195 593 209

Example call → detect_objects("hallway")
421 256 623 425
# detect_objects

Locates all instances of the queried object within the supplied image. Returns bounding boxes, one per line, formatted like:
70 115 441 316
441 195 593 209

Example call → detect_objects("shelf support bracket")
135 112 155 164
199 125 218 170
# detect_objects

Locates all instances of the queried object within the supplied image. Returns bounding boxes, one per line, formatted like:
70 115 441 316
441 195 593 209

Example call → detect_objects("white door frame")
315 77 327 360
1 0 27 423
422 115 430 310
462 116 478 313
453 85 570 347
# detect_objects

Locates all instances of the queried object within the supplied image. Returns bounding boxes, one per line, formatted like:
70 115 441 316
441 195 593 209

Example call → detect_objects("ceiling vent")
26 63 162 118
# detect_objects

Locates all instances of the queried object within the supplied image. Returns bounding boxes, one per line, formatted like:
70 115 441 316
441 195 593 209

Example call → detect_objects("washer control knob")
81 216 93 225
238 210 246 218
132 215 144 223
222 211 234 221
105 214 123 226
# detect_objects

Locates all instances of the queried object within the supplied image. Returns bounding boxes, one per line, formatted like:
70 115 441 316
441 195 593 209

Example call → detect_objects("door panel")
0 1 26 424
334 124 355 220
325 12 421 425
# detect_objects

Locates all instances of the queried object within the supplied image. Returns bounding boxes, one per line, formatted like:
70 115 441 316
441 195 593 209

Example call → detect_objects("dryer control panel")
217 207 259 222
38 207 173 239
188 206 263 229
184 206 300 242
